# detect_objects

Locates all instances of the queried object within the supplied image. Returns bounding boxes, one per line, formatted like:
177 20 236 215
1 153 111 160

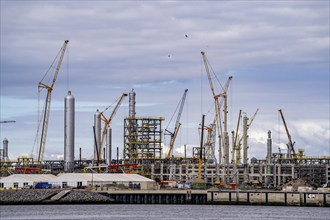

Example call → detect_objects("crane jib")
36 40 69 163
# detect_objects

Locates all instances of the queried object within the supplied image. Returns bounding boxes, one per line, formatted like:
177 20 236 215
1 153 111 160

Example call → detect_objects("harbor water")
0 204 329 220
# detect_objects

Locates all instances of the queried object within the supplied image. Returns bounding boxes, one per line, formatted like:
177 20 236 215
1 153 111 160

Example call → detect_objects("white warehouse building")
0 173 155 190
0 174 57 189
51 173 155 190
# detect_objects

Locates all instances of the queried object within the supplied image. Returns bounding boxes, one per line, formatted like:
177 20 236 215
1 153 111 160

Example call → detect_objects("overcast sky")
1 1 329 162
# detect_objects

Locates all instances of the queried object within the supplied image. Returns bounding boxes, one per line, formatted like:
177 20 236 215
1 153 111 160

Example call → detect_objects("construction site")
1 40 329 191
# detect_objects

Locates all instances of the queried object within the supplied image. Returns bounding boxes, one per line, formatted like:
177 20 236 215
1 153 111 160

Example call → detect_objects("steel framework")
124 117 164 165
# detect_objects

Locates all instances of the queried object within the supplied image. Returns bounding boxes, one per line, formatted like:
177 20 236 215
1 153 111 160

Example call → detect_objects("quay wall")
207 190 330 207
1 188 329 207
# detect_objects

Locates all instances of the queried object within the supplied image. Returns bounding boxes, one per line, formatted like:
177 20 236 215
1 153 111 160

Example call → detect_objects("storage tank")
3 138 9 161
106 126 111 165
64 91 75 172
94 109 101 160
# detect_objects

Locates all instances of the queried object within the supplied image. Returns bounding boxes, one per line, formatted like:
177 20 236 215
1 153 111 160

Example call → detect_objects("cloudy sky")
1 1 329 162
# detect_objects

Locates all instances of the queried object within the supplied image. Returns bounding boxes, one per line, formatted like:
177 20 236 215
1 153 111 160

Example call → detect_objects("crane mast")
198 114 205 179
278 109 296 158
233 110 242 150
204 75 232 164
219 76 232 164
231 110 242 164
203 123 216 163
201 51 232 165
37 40 69 163
166 89 188 158
99 93 128 160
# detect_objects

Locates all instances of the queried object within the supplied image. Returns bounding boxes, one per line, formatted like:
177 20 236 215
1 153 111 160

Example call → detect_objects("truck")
34 182 52 189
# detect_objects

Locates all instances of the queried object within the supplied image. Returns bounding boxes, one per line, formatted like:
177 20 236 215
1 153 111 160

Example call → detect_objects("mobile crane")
279 109 296 158
99 93 128 160
165 89 188 159
201 51 232 164
35 40 69 163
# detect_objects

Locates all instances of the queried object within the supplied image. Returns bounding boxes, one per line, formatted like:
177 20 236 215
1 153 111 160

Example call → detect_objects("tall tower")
124 89 163 167
129 89 136 117
2 138 9 161
267 130 272 164
242 115 249 164
223 95 229 165
64 91 75 172
94 109 101 160
105 126 112 165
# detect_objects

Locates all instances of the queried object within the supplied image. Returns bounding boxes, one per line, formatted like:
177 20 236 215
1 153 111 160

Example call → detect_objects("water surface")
0 204 329 220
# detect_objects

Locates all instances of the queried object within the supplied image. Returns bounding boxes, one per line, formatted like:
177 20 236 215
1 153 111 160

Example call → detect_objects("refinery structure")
1 40 329 190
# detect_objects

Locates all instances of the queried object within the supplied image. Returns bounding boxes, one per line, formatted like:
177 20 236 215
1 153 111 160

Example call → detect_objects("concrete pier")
98 189 207 204
95 189 330 206
1 188 329 206
206 190 330 207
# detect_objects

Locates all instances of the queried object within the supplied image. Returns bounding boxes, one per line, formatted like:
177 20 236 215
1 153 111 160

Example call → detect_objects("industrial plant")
0 40 329 193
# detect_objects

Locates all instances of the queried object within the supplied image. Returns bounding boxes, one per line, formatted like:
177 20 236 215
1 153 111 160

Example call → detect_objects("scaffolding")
124 117 164 165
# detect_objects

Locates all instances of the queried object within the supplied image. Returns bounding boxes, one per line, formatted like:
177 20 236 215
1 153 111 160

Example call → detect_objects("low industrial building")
0 174 57 189
51 173 155 190
0 173 155 190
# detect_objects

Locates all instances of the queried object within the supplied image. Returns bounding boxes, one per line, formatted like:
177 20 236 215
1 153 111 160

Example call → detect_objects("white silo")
64 91 75 172
106 126 111 165
94 109 101 160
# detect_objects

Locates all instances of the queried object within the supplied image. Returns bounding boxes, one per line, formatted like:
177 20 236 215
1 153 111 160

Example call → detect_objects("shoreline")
1 188 329 207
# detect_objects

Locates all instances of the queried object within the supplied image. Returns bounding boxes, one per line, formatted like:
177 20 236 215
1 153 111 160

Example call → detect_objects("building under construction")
121 90 330 188
0 46 329 190
1 89 329 189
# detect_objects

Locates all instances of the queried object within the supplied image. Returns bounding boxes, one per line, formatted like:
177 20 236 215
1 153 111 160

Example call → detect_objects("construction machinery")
279 109 296 158
231 109 242 164
165 89 188 158
203 123 216 163
99 93 128 161
238 108 259 164
201 78 231 164
198 114 205 179
35 40 69 163
201 51 232 165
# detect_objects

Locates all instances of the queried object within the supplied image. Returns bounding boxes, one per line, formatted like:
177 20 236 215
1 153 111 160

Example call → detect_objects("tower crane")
278 109 296 158
99 93 128 160
165 89 188 159
36 40 69 163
